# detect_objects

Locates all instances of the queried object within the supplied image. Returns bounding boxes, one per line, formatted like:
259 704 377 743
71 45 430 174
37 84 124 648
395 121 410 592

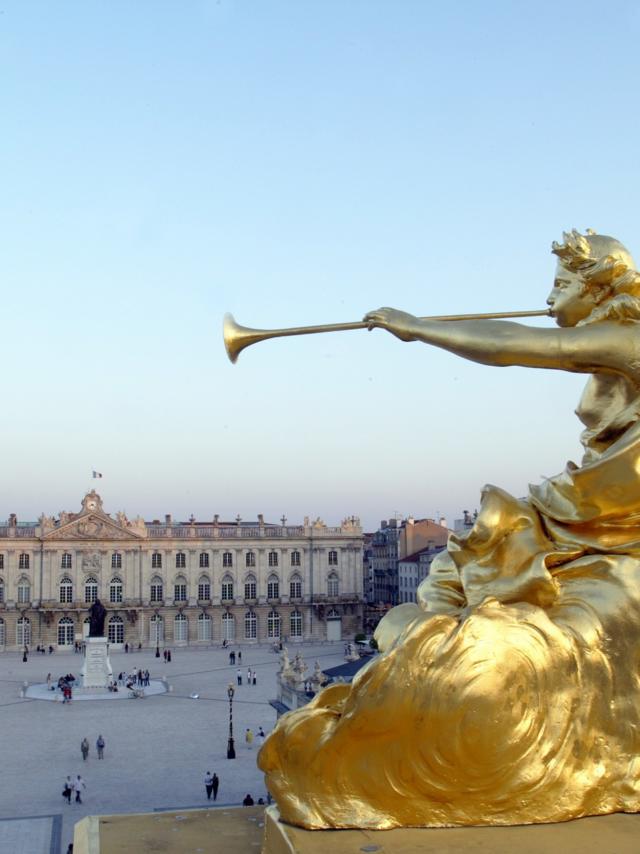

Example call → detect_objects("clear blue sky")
2 1 639 530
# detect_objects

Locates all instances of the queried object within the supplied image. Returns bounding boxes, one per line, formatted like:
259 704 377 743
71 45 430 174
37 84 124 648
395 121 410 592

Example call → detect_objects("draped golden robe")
259 373 640 828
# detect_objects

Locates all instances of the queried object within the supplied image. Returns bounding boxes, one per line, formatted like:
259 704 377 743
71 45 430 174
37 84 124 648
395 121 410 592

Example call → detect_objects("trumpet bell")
223 313 267 364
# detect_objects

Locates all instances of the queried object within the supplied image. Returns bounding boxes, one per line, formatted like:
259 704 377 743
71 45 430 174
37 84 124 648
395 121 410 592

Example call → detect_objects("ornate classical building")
0 492 364 651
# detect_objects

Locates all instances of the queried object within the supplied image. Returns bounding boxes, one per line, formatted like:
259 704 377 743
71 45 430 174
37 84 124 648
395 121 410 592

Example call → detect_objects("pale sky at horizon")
2 1 640 531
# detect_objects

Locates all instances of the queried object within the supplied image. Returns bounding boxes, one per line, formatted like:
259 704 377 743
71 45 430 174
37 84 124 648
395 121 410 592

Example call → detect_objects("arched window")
150 576 163 603
0 617 5 647
267 610 281 638
197 612 212 641
111 552 122 569
0 577 4 603
245 551 256 568
267 575 279 599
221 576 233 601
244 610 257 640
327 607 340 619
328 550 338 566
108 615 124 644
61 552 72 569
16 616 31 646
222 611 235 641
59 576 73 604
109 576 123 603
197 575 210 601
268 550 278 567
290 550 301 567
18 553 29 570
174 612 188 642
244 575 257 600
150 614 163 644
84 576 98 604
290 610 303 638
289 574 302 599
174 576 187 602
327 572 339 597
17 577 31 604
58 617 75 646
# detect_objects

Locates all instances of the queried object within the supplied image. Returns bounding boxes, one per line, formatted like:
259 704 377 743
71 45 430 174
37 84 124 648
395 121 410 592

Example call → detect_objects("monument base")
262 806 640 853
81 637 113 688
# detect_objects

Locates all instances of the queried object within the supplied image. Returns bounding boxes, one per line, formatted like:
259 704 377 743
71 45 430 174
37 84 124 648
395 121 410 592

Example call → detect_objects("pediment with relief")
42 492 146 540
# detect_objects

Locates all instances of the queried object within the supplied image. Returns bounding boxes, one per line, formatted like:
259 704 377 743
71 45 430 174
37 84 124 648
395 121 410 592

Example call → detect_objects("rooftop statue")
258 230 640 828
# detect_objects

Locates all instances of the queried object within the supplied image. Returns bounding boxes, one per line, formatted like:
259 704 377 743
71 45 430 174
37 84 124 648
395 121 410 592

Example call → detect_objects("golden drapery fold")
258 422 640 829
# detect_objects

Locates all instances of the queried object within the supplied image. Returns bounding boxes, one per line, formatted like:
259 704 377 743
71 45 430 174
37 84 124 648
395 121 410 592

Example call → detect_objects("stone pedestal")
81 637 113 688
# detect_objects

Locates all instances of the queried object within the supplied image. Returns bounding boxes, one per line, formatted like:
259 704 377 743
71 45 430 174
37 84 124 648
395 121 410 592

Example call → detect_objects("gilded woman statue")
258 230 640 829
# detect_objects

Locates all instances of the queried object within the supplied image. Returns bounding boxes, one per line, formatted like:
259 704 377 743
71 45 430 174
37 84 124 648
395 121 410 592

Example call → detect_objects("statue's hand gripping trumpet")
250 230 640 829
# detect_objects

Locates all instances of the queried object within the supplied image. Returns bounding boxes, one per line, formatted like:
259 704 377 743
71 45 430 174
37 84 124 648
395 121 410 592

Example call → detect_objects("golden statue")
258 230 640 829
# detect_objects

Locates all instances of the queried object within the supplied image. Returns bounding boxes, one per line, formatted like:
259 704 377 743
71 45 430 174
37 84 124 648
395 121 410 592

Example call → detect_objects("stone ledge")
262 806 640 854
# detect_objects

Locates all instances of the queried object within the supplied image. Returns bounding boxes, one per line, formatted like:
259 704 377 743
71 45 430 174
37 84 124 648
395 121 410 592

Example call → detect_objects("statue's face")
547 262 599 327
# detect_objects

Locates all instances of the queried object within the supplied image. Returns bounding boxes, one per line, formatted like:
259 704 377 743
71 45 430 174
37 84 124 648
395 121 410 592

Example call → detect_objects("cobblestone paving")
0 642 345 852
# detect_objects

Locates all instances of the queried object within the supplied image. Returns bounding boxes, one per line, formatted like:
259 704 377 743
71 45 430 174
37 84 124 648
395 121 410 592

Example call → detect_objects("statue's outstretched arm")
363 307 629 374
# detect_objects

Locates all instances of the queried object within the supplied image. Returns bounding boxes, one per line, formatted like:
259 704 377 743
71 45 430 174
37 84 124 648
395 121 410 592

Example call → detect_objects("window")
245 551 255 568
267 610 281 638
150 576 163 603
174 613 188 642
289 575 302 599
327 572 339 597
0 578 3 603
108 615 124 644
267 575 279 599
244 610 257 640
0 555 3 569
198 576 211 601
17 578 31 604
221 577 233 600
150 614 163 644
222 551 233 568
16 616 31 646
174 577 187 602
222 612 235 641
199 552 209 568
61 553 72 569
268 551 278 567
84 577 98 604
58 617 74 646
328 550 338 566
290 550 301 567
152 552 162 569
111 552 122 569
109 576 123 604
0 618 5 646
244 575 257 600
59 576 73 604
19 553 29 570
175 552 186 569
197 612 212 641
290 610 302 638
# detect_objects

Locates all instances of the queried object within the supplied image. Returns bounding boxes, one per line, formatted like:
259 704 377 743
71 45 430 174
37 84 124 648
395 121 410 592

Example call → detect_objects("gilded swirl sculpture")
258 230 640 829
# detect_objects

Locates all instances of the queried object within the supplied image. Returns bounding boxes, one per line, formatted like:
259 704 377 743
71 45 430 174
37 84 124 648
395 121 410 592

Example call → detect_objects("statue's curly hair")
552 229 640 324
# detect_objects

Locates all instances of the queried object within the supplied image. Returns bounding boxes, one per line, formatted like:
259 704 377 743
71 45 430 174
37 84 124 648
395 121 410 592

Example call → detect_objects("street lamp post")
227 683 236 759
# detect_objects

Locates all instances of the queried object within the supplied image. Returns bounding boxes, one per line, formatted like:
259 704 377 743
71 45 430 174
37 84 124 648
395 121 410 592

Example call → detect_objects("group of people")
47 672 77 702
228 649 241 665
35 644 55 655
62 775 86 804
236 667 257 686
80 735 105 760
115 668 151 689
244 726 266 749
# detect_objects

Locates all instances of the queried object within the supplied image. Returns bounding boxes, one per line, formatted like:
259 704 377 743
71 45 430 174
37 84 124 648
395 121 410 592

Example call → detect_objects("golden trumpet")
223 309 550 364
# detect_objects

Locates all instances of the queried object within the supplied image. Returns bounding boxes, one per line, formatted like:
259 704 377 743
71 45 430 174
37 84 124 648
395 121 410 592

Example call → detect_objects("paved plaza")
0 641 346 853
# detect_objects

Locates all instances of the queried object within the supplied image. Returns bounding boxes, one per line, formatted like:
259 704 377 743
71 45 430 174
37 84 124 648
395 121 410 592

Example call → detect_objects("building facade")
0 492 364 651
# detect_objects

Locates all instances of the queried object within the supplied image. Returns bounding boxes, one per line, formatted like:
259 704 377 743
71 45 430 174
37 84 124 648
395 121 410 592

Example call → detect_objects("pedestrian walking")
62 776 73 804
46 673 52 690
81 737 89 761
96 734 105 759
252 670 257 686
204 771 214 800
167 650 172 662
125 642 129 653
238 650 242 664
212 772 219 801
258 726 265 741
74 775 86 804
245 728 254 749
247 667 251 684
236 668 242 686
163 649 167 662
